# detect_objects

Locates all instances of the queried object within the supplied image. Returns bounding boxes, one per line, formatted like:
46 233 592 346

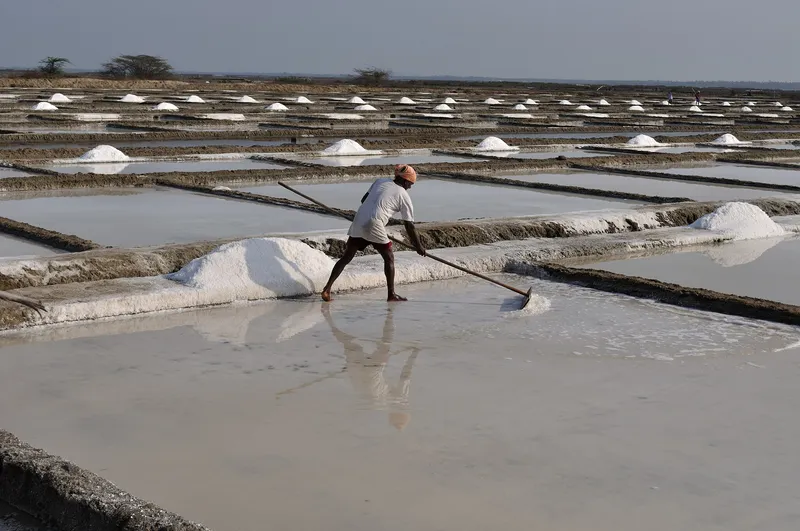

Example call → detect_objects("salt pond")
1 276 799 531
40 159 287 175
310 154 482 167
237 178 635 220
486 150 612 159
0 233 58 258
580 235 800 306
0 187 349 247
660 164 800 186
0 167 31 178
504 171 800 202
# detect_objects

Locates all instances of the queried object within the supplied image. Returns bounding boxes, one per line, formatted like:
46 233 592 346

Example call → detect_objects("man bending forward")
321 164 426 302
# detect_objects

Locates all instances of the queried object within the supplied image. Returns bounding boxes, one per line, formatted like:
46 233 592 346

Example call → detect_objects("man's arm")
403 221 426 257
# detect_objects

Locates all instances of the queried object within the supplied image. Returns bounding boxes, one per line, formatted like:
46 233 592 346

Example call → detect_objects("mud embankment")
0 430 210 531
0 216 100 252
523 263 800 326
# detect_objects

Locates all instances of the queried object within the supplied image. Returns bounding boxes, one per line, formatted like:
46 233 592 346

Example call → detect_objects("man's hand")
416 246 426 257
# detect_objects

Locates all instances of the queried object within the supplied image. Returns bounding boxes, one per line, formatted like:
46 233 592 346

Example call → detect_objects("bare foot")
321 289 332 302
387 294 408 302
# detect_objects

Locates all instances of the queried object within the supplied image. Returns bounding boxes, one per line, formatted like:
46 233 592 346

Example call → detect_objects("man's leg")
321 238 364 302
376 242 406 302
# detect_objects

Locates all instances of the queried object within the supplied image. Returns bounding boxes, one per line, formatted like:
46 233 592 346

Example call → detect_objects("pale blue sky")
1 0 797 81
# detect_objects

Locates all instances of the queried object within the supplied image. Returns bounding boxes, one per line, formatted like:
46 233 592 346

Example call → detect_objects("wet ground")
661 164 800 186
238 177 635 221
1 275 799 531
40 159 287 175
0 187 349 247
504 171 800 202
581 235 800 306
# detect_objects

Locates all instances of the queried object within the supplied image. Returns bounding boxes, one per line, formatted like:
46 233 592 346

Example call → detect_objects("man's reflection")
322 305 419 430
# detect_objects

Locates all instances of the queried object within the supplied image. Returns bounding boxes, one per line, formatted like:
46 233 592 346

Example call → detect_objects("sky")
1 0 797 82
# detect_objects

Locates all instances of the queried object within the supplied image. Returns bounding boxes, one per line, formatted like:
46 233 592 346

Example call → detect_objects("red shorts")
347 237 392 253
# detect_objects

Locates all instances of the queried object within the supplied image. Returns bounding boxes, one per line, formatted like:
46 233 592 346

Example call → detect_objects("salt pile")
153 102 179 111
576 105 593 111
48 93 72 103
773 102 783 107
741 106 753 112
321 139 369 155
120 94 145 103
77 145 130 162
31 102 58 111
296 96 313 104
354 104 377 111
434 104 453 111
628 105 645 112
598 99 611 106
722 102 732 106
747 102 757 106
168 238 334 299
782 106 794 112
711 133 746 145
236 96 259 103
690 202 785 241
626 134 660 147
629 100 642 106
348 96 366 104
184 95 204 103
474 136 519 152
689 105 703 112
212 186 232 192
484 98 501 105
524 99 538 105
398 97 416 104
267 102 289 111
559 100 573 105
443 97 457 104
661 100 671 106
513 104 527 110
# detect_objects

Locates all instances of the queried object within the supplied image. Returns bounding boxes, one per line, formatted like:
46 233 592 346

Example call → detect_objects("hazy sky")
1 0 797 81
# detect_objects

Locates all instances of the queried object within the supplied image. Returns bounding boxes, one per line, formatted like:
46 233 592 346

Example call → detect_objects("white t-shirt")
348 178 414 244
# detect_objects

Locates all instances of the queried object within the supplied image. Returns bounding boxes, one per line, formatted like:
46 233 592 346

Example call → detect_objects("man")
321 164 426 302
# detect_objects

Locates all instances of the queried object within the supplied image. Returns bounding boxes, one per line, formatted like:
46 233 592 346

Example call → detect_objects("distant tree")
102 55 173 79
38 57 71 76
353 67 391 86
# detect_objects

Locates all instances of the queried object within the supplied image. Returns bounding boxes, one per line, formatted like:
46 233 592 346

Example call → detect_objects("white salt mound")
321 139 368 155
781 106 794 112
434 104 453 111
354 104 377 111
513 104 527 110
712 134 744 145
48 93 72 103
348 96 366 104
398 97 416 104
629 100 642 106
267 103 289 111
296 96 313 103
504 294 551 317
576 105 593 111
443 97 457 104
78 145 130 162
484 98 501 105
32 102 58 111
661 100 671 106
741 106 753 112
524 99 539 105
186 95 206 103
153 102 179 111
722 102 731 106
689 105 702 112
212 186 232 191
773 102 783 107
690 202 785 241
628 105 645 112
559 100 573 105
236 96 259 103
168 238 334 300
120 94 145 103
598 99 611 106
747 102 757 106
626 134 660 147
475 136 519 152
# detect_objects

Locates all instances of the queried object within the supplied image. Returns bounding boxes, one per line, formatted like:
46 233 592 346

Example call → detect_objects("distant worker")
694 91 701 105
321 164 426 302
667 91 673 103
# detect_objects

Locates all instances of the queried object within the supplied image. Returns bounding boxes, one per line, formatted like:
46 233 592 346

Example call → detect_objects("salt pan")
186 95 206 103
690 202 785 241
236 96 259 103
484 98 501 105
168 238 334 299
321 139 369 155
434 104 453 111
626 134 660 147
78 145 130 162
31 102 58 111
153 102 179 111
348 96 366 104
598 99 611 106
354 104 377 111
628 105 645 112
398 97 416 104
321 113 364 120
267 103 289 111
120 94 145 103
475 136 519 152
48 93 72 103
